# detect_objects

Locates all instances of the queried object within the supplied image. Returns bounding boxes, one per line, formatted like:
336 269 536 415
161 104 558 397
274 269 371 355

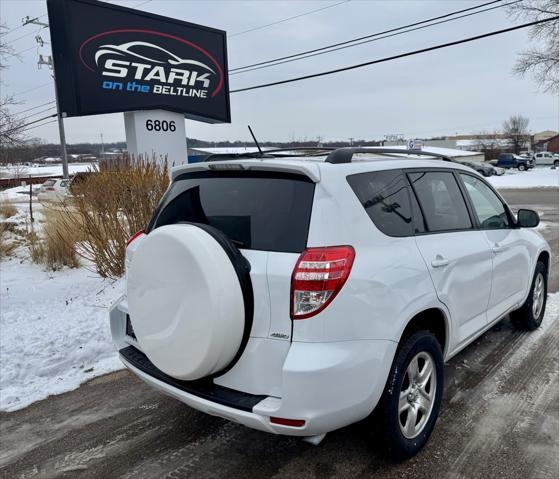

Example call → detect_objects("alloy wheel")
399 351 437 439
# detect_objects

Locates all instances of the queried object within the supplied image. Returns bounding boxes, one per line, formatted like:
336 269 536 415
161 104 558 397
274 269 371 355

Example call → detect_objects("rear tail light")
291 245 355 320
46 187 55 191
126 229 145 247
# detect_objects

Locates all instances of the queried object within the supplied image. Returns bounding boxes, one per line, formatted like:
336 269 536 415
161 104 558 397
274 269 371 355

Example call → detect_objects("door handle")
431 256 449 268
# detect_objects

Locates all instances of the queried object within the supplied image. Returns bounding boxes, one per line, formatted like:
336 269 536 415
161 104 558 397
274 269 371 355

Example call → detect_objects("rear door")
408 170 493 346
148 169 316 340
458 173 531 320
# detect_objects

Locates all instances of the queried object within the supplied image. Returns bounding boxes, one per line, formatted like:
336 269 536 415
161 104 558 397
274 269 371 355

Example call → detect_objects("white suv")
110 148 550 459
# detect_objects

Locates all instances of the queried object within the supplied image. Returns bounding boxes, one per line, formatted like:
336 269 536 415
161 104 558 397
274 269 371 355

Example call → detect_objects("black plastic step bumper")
119 346 266 412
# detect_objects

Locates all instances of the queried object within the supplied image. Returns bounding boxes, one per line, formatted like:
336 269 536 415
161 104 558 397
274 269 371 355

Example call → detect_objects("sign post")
124 110 187 168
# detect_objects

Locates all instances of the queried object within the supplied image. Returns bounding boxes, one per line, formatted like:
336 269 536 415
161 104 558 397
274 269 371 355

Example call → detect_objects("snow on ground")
487 167 559 189
0 258 124 412
0 163 96 179
0 184 41 202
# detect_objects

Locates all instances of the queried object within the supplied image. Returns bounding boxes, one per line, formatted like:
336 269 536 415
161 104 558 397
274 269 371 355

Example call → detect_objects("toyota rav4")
110 148 550 459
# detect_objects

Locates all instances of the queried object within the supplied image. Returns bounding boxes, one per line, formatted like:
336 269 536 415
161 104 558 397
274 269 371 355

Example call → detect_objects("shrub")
28 207 81 270
61 155 168 278
0 200 17 218
0 223 16 259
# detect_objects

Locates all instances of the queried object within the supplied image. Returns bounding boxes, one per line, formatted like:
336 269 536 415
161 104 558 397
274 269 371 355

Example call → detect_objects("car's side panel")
414 231 493 345
294 177 443 344
482 228 532 320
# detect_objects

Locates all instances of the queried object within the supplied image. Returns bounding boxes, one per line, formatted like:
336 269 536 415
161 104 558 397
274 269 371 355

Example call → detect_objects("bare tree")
502 115 530 154
507 1 559 93
0 24 25 148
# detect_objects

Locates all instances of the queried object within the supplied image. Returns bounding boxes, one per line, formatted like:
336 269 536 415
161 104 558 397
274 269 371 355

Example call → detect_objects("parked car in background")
494 153 534 171
460 161 496 177
37 178 70 202
532 151 559 167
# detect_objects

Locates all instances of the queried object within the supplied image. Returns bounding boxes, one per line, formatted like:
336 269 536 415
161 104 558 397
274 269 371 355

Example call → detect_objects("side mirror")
517 209 540 228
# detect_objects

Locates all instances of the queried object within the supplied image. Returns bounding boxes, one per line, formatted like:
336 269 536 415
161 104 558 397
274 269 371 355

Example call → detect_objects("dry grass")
0 223 16 259
0 200 17 218
28 208 81 270
60 155 168 278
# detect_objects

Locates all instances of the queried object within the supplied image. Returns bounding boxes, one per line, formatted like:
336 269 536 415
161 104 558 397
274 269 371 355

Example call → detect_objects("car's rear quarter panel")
293 167 445 346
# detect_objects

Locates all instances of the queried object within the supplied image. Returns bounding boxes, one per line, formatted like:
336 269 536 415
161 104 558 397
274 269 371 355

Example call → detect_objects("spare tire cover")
127 224 245 380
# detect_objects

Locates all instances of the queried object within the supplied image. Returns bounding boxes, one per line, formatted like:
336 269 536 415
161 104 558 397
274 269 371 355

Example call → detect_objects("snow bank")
488 167 559 189
0 163 96 179
0 259 124 412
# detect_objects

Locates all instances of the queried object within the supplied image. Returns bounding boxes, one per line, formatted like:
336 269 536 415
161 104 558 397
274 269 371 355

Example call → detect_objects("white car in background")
532 151 559 167
37 178 70 202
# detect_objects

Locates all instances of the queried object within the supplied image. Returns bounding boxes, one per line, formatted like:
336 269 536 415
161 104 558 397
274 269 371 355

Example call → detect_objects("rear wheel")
511 261 547 331
374 331 444 460
554 160 559 167
518 163 526 171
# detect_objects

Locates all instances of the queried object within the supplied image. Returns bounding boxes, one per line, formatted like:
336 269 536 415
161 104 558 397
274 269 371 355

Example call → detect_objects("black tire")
482 170 491 177
374 331 444 460
518 163 526 171
510 261 547 331
554 160 559 167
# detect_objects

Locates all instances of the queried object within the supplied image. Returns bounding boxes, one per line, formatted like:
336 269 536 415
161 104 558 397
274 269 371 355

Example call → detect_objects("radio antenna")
247 125 263 156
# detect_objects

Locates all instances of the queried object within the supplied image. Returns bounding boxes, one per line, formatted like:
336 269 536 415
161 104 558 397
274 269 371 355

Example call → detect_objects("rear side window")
150 171 315 253
347 169 423 237
408 171 472 232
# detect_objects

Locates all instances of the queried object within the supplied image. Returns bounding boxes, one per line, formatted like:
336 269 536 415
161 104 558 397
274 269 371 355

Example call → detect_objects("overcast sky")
1 0 558 145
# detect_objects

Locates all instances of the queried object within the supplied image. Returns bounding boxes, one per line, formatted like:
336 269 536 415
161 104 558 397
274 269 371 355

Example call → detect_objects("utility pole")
28 18 70 180
100 133 105 159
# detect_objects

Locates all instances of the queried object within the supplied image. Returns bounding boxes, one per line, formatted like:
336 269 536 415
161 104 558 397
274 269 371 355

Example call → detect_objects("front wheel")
373 331 444 460
518 163 526 171
554 160 559 167
511 261 547 330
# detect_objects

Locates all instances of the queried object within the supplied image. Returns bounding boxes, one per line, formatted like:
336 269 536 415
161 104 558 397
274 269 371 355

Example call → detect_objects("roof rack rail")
204 147 336 162
325 148 454 164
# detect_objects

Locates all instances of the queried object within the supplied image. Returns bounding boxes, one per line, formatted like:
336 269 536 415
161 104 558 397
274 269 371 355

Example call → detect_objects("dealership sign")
47 0 230 123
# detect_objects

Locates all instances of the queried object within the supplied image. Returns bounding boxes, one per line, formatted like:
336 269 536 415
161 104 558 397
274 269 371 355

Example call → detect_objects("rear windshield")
43 180 56 186
149 170 315 253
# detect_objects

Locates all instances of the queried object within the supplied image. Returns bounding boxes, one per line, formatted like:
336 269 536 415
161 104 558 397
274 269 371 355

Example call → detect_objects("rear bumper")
110 297 397 436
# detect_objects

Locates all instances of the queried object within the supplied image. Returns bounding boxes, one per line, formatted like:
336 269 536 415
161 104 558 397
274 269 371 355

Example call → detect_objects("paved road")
1 188 558 479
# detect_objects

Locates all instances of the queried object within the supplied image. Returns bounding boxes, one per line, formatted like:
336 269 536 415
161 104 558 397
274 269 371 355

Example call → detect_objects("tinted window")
347 169 422 237
150 171 315 253
460 174 510 229
408 171 472 232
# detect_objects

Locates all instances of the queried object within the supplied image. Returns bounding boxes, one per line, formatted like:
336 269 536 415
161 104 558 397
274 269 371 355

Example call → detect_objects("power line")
133 0 152 7
13 101 56 115
229 0 351 38
6 27 47 45
9 45 37 57
13 83 52 96
230 0 519 76
0 14 47 38
230 16 559 94
229 0 508 73
0 114 57 136
21 118 58 134
20 106 57 120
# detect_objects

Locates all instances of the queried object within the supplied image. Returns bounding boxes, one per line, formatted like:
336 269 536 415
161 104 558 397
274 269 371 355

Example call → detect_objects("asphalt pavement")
1 188 558 479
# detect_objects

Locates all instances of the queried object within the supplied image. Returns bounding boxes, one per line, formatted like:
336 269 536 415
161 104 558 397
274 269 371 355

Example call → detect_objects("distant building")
533 130 558 144
535 134 559 153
